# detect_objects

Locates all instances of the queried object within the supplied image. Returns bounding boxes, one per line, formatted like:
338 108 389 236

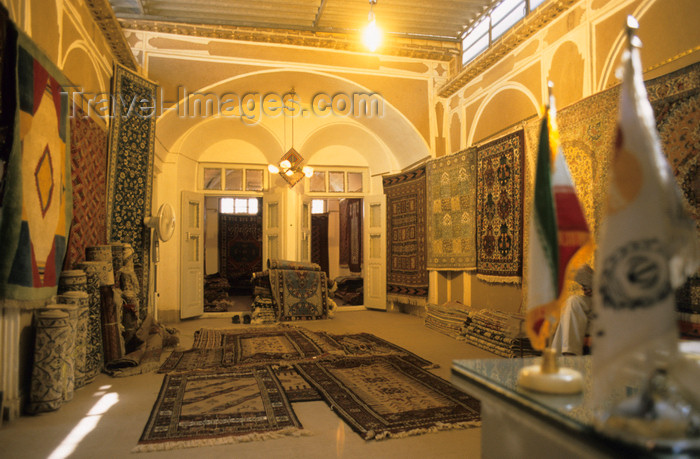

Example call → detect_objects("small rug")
317 332 437 369
269 269 329 321
135 367 306 451
383 165 429 297
475 130 524 283
295 355 480 440
426 148 478 271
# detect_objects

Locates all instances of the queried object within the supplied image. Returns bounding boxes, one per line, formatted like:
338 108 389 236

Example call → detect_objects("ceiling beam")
312 0 328 29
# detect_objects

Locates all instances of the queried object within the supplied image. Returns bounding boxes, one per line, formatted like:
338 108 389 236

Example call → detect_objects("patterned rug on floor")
174 327 436 369
134 366 308 451
295 355 480 440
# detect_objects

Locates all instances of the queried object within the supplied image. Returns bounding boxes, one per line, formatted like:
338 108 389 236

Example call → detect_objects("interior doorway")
311 198 364 307
203 195 262 314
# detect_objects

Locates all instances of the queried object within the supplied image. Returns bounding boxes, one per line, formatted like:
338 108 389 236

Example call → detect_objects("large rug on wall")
475 130 524 284
295 355 481 440
219 213 263 292
648 62 700 313
426 148 477 271
0 30 72 304
383 165 428 297
105 63 156 320
338 198 363 273
64 106 108 269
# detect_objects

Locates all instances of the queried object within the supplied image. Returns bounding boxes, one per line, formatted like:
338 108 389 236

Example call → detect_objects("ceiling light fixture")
362 0 382 52
268 89 313 188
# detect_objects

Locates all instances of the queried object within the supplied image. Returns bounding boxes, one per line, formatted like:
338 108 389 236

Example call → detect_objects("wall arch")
546 40 584 109
157 68 430 171
61 42 106 96
468 83 539 145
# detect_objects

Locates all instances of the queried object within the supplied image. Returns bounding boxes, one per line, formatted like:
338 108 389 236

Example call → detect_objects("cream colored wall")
142 31 440 317
436 0 700 314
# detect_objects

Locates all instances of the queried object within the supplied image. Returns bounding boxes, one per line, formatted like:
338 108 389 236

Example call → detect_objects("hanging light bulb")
363 0 381 52
280 160 292 169
302 166 314 178
268 164 280 174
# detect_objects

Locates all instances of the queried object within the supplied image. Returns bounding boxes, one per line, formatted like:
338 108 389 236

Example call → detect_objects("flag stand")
517 347 583 394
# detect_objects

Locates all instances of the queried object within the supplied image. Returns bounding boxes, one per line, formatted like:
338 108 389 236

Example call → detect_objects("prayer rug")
218 213 262 292
295 355 480 440
269 269 329 321
426 148 477 271
106 63 156 320
0 32 72 304
135 367 306 451
317 332 436 369
383 165 428 297
475 130 524 283
64 107 108 269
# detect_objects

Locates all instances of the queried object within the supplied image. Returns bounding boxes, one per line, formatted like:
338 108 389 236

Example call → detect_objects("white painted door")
263 190 284 266
180 191 204 319
299 196 312 262
363 194 386 310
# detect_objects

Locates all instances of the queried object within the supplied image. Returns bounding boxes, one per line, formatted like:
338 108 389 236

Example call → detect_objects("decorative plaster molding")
118 19 460 62
438 0 579 98
83 0 139 70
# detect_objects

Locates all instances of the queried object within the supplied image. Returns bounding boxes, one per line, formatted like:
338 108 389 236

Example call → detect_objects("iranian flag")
526 94 592 350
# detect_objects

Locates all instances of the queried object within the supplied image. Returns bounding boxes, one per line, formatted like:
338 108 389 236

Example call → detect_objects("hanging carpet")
383 165 428 297
0 30 72 305
105 63 156 320
311 213 329 275
426 148 478 271
475 130 524 284
218 213 262 293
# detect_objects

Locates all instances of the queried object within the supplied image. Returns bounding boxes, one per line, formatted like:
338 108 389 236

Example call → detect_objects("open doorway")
203 196 262 313
311 198 364 307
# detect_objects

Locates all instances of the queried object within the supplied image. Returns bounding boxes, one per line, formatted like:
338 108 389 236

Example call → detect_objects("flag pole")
518 80 583 394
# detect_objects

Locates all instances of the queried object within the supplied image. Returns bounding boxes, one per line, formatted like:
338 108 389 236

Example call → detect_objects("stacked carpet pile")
460 308 540 358
424 301 471 340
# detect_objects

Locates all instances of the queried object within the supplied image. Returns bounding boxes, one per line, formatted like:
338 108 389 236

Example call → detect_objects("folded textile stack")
424 302 471 340
460 308 539 358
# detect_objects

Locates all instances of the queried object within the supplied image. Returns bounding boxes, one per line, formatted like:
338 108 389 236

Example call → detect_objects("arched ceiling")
160 69 426 171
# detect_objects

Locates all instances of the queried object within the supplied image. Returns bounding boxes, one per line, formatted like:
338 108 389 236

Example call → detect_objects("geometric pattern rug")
163 327 437 371
64 107 108 269
147 326 479 447
295 355 480 440
426 148 478 271
383 165 428 297
134 367 307 451
475 130 524 284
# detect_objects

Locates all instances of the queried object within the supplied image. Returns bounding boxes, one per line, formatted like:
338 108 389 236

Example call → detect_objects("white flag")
592 39 700 410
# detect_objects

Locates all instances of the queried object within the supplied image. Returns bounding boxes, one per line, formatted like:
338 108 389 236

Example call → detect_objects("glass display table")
451 356 696 458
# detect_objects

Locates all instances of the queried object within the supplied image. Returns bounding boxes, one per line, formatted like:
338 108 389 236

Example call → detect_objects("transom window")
220 197 259 215
462 0 547 65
